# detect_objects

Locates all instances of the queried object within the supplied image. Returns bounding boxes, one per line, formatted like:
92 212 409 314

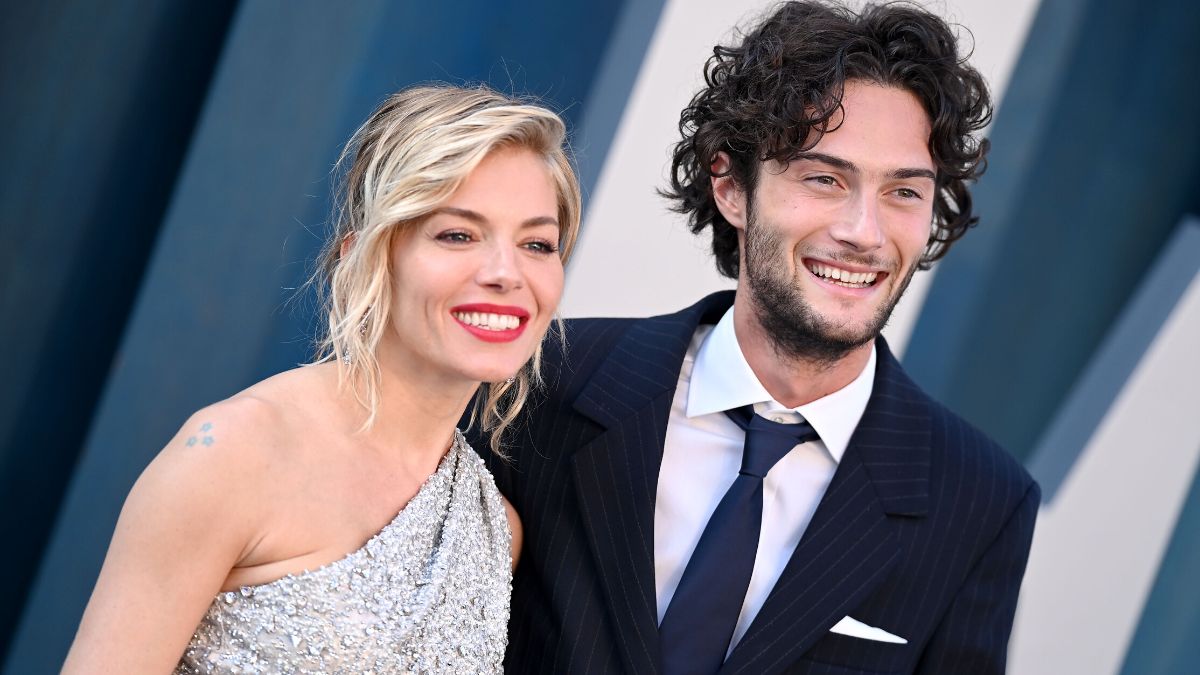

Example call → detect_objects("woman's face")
381 145 564 387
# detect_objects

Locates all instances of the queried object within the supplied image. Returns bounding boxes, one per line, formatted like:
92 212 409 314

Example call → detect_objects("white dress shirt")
653 306 876 650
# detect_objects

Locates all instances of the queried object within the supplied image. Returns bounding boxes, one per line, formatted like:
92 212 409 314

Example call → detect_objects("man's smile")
803 258 888 292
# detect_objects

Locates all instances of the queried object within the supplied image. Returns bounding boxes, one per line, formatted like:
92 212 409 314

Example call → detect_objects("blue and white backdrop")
1 0 1198 672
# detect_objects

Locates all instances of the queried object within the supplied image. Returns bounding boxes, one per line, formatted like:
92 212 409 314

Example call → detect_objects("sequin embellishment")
174 431 511 673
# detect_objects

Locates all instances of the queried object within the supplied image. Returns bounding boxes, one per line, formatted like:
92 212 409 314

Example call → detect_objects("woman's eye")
436 230 473 243
523 239 559 255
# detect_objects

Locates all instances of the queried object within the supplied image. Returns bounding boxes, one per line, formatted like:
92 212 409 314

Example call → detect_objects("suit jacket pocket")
784 630 911 674
784 658 904 675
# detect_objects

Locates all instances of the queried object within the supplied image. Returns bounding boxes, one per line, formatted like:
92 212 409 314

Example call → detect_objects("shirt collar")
686 306 876 463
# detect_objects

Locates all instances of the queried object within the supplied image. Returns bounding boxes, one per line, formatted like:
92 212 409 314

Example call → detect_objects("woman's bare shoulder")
131 367 331 532
158 393 286 473
164 365 333 465
63 374 323 672
129 400 280 535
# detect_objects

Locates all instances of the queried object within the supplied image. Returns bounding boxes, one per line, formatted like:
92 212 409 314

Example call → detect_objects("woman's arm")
503 495 523 571
62 404 269 673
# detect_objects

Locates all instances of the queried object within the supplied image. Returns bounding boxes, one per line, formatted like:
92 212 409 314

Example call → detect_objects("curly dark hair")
663 1 992 278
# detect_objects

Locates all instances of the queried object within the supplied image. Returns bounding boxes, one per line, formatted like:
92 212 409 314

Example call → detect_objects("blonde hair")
314 84 581 453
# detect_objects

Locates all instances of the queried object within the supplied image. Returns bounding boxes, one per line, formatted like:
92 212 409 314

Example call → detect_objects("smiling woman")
323 86 581 451
62 84 581 674
379 146 569 437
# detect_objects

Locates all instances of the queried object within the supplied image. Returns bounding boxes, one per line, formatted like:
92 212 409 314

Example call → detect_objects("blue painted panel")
0 0 235 661
571 0 670 194
2 5 394 669
905 0 1200 459
1028 220 1200 499
1121 451 1200 674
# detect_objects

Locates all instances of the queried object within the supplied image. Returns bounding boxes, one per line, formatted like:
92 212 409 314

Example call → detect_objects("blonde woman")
64 84 581 673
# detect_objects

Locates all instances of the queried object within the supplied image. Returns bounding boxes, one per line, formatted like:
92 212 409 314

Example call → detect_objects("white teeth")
806 263 879 288
453 311 521 331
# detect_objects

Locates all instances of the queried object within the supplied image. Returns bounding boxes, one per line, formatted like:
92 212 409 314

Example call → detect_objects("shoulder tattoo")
184 421 216 448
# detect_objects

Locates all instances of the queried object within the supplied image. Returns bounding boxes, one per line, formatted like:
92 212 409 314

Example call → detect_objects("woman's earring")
342 314 369 366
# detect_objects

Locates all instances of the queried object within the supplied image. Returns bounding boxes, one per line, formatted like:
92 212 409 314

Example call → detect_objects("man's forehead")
795 82 935 174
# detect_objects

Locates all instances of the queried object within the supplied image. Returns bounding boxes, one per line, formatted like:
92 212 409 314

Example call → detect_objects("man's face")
721 80 936 363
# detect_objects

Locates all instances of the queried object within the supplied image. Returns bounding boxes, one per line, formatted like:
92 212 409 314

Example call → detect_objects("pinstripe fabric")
467 292 1039 675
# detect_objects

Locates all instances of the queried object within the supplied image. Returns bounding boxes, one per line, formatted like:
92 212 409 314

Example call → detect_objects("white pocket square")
829 616 908 644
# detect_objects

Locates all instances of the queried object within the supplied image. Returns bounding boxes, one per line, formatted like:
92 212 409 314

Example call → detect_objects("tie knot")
725 405 819 478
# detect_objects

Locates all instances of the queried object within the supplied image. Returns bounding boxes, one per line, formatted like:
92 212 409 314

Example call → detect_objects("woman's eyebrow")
434 206 558 228
433 206 486 223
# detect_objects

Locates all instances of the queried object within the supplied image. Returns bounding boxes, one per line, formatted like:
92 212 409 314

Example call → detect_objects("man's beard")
743 211 919 366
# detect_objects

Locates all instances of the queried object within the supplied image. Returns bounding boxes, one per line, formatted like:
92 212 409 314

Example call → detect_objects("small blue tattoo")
185 421 215 448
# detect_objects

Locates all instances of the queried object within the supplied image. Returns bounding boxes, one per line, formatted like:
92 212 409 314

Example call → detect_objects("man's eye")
895 188 922 200
809 175 838 187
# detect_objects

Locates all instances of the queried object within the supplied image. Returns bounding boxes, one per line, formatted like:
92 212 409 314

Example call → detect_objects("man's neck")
731 299 875 409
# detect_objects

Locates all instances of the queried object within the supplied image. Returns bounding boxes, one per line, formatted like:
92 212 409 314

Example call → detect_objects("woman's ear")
339 233 356 259
710 152 748 231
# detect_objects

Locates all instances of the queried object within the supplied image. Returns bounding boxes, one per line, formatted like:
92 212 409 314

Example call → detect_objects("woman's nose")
475 243 523 291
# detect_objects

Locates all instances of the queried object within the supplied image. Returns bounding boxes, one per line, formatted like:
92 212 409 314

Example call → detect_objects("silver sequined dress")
175 432 511 674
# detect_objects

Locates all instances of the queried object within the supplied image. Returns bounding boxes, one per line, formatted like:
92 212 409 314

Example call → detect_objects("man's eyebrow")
434 206 558 228
793 152 858 173
793 152 935 181
890 167 936 181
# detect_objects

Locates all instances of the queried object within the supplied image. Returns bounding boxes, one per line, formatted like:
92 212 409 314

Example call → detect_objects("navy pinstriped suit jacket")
468 291 1039 674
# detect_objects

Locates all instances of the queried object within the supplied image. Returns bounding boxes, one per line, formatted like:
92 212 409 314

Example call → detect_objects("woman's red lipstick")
450 303 530 343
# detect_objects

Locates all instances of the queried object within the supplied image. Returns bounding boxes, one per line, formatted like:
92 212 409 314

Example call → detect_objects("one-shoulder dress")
174 431 511 674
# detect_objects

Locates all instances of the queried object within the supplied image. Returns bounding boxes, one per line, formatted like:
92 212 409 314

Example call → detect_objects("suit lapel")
720 339 932 675
570 292 733 675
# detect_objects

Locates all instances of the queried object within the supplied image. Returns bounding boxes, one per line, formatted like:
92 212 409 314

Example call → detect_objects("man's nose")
830 192 885 252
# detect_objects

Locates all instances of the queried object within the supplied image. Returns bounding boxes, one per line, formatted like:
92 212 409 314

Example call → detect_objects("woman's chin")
462 366 523 386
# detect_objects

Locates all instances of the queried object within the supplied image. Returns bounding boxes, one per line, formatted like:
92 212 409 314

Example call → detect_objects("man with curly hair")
471 3 1040 673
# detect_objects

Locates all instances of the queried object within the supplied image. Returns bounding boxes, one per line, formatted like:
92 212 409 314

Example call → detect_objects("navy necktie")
659 405 819 675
